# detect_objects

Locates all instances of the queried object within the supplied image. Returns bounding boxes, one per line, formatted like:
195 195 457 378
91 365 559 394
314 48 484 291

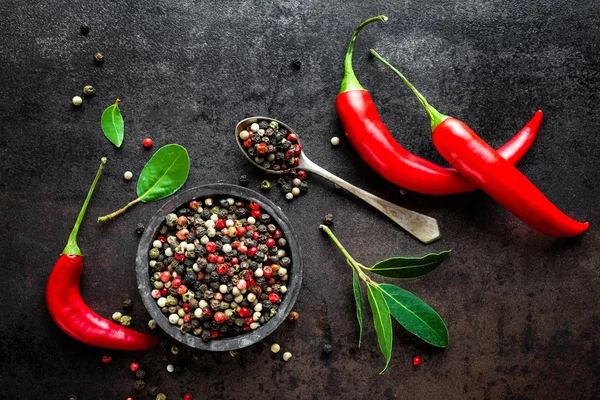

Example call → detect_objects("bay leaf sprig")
101 99 124 147
319 225 450 374
98 144 190 223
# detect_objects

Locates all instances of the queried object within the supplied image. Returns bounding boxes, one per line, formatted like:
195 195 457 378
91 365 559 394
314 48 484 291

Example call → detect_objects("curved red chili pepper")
46 158 160 350
371 51 588 237
336 16 542 195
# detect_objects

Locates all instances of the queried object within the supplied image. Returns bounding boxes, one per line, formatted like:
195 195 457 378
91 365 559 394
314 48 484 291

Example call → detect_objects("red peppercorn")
214 293 223 301
247 278 255 288
183 303 191 312
269 293 280 303
273 229 282 239
215 219 225 229
237 226 247 237
217 264 229 275
293 143 302 155
230 257 239 265
130 362 140 372
142 137 153 148
297 170 307 180
215 311 227 324
243 138 252 148
267 278 276 286
161 288 168 296
248 247 258 257
243 325 251 332
265 238 275 247
160 271 171 282
203 308 211 317
249 285 262 295
287 133 298 143
126 397 134 400
210 330 219 338
196 272 205 280
263 266 273 278
189 200 199 210
237 244 247 254
412 356 422 367
183 314 191 323
285 149 295 160
256 142 268 154
177 215 187 225
238 307 251 318
251 209 261 219
207 253 217 263
249 201 260 210
101 354 112 364
171 278 182 288
174 253 185 262
206 242 216 253
289 157 299 167
253 231 260 240
216 255 225 264
157 235 167 243
176 285 188 295
183 394 193 400
245 317 255 325
176 229 189 240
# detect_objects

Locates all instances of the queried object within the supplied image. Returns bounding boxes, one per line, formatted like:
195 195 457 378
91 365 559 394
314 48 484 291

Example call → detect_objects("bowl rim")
136 183 303 351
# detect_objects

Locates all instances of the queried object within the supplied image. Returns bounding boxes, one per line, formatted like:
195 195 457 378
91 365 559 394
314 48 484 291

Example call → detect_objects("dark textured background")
1 1 599 399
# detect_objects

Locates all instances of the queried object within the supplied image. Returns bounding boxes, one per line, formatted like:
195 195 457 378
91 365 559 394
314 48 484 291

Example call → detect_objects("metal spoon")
235 116 441 244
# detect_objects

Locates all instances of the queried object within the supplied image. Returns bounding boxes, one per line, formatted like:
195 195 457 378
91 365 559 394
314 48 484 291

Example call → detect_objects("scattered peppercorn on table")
3 0 600 399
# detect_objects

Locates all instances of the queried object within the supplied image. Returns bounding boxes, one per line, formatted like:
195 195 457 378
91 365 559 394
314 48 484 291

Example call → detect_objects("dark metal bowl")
136 183 303 351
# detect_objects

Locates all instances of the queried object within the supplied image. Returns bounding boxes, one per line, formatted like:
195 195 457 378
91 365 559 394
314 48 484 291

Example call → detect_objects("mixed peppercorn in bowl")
136 184 302 351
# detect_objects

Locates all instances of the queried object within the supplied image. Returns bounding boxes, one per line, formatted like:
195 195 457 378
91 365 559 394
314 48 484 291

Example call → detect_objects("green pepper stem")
62 157 107 256
370 49 449 131
97 197 141 223
319 225 376 284
339 15 388 93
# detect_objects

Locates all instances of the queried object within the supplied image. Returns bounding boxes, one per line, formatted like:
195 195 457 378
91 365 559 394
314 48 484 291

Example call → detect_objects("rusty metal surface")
1 1 599 398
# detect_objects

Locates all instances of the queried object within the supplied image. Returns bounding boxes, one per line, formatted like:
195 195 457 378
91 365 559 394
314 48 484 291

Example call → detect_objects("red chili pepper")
335 16 542 195
371 51 589 237
45 158 161 350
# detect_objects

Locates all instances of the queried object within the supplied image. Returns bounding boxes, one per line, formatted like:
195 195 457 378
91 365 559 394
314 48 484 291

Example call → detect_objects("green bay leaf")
352 269 364 348
379 283 448 348
137 144 190 203
367 284 392 374
101 100 124 147
369 251 450 279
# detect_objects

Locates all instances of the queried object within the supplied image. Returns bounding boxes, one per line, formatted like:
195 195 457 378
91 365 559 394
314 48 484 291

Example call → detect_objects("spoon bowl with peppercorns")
235 116 441 244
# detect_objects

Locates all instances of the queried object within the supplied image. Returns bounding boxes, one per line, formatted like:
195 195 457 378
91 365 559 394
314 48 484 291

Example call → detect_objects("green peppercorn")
165 213 178 227
269 121 279 130
149 248 160 259
119 315 132 326
93 51 104 63
135 369 146 379
82 85 96 96
281 183 291 193
260 180 272 191
262 161 272 170
134 379 146 391
277 177 287 186
156 394 167 400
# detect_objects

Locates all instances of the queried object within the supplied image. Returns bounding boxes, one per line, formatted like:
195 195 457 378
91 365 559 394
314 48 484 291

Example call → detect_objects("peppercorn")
136 223 145 234
322 343 333 355
72 96 83 106
412 356 422 367
323 213 334 226
282 351 292 361
299 181 308 192
238 174 249 186
156 394 167 400
120 315 132 326
68 395 78 400
93 51 104 63
79 25 89 35
288 311 299 321
292 58 302 69
147 386 159 396
133 379 146 390
101 354 112 364
136 369 146 379
281 183 291 193
123 299 133 310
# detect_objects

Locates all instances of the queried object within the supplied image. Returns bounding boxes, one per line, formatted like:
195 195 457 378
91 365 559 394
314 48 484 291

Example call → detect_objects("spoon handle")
298 154 441 244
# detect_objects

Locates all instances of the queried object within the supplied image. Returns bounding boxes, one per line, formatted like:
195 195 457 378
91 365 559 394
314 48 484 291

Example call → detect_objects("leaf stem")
319 225 376 285
97 197 141 223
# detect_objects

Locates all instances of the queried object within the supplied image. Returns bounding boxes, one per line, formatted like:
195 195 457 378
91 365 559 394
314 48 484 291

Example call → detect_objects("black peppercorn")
123 299 133 310
175 264 185 276
292 58 302 69
300 181 308 192
281 183 291 193
259 120 269 129
93 51 104 63
260 213 271 224
183 271 196 286
133 380 146 391
79 25 89 35
201 209 211 219
135 223 145 234
147 386 159 396
135 369 146 379
322 343 334 355
323 213 334 226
